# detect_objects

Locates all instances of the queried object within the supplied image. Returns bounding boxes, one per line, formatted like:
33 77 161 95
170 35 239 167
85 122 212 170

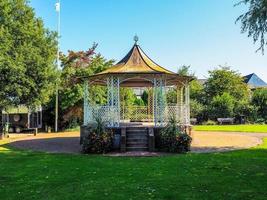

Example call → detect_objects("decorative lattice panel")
83 81 90 125
153 78 167 126
120 106 153 122
106 76 120 127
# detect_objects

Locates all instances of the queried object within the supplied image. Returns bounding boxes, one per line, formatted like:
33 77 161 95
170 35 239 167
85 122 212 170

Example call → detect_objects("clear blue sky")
30 0 267 81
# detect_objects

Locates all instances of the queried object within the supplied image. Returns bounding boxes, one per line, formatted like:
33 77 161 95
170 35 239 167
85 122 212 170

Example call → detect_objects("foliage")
209 92 235 119
134 98 145 106
158 116 192 153
166 87 177 104
252 88 267 120
190 79 205 103
0 0 58 109
177 65 194 76
190 99 204 119
82 117 113 154
55 47 114 129
236 0 267 53
120 88 136 107
141 90 149 105
204 66 249 103
254 118 266 124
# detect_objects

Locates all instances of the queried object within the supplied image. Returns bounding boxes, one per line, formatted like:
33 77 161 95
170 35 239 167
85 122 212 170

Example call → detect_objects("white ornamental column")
107 76 120 127
83 81 90 125
185 82 190 125
176 85 184 123
153 77 166 126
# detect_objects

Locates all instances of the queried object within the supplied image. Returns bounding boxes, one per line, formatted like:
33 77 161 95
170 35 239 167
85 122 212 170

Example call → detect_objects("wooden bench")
217 118 234 125
190 118 197 125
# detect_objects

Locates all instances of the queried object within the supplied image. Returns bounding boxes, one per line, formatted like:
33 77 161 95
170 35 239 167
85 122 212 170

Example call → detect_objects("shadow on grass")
2 136 81 154
0 134 264 155
0 138 267 199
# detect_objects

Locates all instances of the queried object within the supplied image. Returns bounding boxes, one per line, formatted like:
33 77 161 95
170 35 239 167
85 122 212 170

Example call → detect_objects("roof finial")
134 34 139 44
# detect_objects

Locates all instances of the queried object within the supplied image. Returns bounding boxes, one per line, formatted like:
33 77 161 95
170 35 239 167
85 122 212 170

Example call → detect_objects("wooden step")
126 130 147 134
127 143 148 148
127 140 148 145
127 138 148 143
126 147 149 151
126 135 148 140
126 127 149 152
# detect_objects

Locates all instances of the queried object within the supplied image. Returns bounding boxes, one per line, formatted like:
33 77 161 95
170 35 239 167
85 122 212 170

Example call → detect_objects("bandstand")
81 38 193 151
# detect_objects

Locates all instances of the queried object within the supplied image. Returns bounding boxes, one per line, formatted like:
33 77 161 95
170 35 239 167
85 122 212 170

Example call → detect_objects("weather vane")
134 35 139 44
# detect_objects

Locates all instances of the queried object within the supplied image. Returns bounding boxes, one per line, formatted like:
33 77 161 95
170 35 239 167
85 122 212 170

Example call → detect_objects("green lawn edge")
193 125 267 133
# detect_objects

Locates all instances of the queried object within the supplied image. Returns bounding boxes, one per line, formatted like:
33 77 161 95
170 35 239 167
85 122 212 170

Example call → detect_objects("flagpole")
55 0 60 133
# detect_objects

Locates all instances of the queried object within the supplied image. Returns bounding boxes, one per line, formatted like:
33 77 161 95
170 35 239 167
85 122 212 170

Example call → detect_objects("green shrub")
202 120 217 125
158 116 192 153
252 88 267 120
82 117 113 154
255 118 266 125
209 92 235 119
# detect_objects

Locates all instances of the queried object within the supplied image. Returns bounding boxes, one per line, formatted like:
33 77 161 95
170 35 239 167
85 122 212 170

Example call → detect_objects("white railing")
87 105 188 126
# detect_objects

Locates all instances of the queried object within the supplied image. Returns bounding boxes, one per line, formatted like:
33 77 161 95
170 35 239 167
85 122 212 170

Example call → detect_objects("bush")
158 116 192 153
82 117 113 154
255 118 266 125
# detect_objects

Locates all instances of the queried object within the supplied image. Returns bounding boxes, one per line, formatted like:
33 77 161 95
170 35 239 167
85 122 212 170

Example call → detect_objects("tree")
190 99 204 119
190 79 205 103
236 0 267 53
120 88 136 107
204 66 250 103
0 0 58 109
252 88 267 120
58 46 114 128
177 65 194 76
209 93 235 119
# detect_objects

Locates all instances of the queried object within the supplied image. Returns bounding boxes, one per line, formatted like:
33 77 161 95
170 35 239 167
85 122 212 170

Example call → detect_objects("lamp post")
55 0 60 132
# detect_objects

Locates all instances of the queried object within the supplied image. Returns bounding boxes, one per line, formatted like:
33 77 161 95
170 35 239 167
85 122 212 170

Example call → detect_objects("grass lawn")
193 124 267 133
0 139 267 200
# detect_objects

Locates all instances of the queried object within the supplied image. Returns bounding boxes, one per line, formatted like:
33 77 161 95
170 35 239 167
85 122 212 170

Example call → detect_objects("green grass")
64 126 80 132
193 124 267 133
0 139 267 199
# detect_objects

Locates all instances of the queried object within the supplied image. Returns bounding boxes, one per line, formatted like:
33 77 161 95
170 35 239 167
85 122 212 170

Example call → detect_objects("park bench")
217 118 234 125
190 118 197 125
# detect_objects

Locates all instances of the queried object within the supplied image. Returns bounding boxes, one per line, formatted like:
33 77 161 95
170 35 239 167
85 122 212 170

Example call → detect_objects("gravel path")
2 131 267 155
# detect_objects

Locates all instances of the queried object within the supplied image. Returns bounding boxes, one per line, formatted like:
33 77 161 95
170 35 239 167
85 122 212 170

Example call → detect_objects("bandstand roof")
87 40 193 87
97 44 174 75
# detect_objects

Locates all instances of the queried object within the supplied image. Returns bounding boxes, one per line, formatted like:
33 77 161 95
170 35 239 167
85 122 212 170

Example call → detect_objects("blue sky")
30 0 267 81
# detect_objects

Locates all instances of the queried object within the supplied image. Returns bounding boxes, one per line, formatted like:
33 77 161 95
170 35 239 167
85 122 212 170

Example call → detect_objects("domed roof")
96 44 175 75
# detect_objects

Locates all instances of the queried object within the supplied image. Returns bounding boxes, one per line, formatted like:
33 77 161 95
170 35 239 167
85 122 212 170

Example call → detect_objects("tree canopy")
252 88 267 120
0 0 58 109
56 45 114 128
236 0 267 53
204 66 249 103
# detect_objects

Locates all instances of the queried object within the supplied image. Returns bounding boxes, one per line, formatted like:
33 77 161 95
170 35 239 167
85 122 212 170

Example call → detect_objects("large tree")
0 0 58 109
57 45 114 128
236 0 267 53
252 88 267 120
204 66 250 103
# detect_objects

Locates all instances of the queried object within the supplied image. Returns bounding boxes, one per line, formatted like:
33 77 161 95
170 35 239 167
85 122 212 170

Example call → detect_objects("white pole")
55 0 60 132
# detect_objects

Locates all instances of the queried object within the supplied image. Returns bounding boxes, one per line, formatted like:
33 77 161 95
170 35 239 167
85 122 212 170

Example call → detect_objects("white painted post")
83 81 89 125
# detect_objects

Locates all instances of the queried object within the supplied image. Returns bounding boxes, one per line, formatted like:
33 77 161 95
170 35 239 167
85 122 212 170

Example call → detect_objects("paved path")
1 131 267 154
191 131 266 153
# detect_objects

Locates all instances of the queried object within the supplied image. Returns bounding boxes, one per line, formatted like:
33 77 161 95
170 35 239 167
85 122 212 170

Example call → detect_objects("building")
243 73 267 89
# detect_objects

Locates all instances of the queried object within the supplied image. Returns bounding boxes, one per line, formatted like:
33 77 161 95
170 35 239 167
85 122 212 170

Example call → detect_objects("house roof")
243 73 267 88
96 44 175 75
